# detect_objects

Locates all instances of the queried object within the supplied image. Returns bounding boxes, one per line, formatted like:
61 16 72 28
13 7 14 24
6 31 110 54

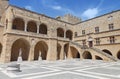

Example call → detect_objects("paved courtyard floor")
0 59 120 79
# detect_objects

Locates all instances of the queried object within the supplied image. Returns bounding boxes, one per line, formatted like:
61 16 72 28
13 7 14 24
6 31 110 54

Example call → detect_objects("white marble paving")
0 59 119 79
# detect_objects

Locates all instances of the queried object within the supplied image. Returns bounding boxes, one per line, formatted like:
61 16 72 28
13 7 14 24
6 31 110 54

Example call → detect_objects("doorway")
89 41 93 47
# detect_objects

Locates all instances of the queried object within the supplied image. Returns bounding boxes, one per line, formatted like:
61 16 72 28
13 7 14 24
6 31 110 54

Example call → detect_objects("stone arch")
27 21 37 33
0 43 2 57
39 23 47 34
83 51 92 59
34 41 48 60
11 38 30 61
57 28 64 37
95 55 103 60
66 30 73 40
70 46 80 58
102 49 112 55
12 17 25 31
57 43 61 60
117 50 120 59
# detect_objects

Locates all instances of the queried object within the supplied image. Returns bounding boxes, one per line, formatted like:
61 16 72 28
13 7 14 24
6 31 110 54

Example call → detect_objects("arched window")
39 23 47 34
57 28 64 37
12 18 25 31
66 30 73 40
27 21 37 33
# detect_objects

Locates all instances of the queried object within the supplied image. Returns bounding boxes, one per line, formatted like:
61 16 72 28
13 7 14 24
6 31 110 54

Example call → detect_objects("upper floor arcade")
2 5 74 41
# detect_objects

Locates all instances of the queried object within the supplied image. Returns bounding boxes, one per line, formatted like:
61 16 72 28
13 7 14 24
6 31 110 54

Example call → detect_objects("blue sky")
9 0 120 21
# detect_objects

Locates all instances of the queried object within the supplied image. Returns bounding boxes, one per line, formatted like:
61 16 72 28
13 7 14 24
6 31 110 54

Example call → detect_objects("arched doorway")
27 21 37 33
88 36 93 47
12 18 25 31
83 51 92 59
57 43 61 60
70 46 80 58
11 39 30 61
34 41 48 60
102 49 112 55
117 51 120 59
95 55 103 60
57 28 64 37
66 30 73 40
39 23 47 34
0 43 2 57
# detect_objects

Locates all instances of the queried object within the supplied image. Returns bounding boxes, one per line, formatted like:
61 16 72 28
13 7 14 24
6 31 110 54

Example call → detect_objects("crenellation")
56 14 81 24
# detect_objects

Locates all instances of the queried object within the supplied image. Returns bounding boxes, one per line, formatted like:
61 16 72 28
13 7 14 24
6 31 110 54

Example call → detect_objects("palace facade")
0 0 120 63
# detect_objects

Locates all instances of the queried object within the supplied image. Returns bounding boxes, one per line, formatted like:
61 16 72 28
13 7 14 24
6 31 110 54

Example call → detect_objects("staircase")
70 41 118 61
90 47 118 61
70 41 89 49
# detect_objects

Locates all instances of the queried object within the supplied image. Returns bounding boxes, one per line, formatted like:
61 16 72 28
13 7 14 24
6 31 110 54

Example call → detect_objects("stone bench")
6 63 21 72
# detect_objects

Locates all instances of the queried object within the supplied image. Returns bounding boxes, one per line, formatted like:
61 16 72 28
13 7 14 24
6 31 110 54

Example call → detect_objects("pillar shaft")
1 35 12 63
47 39 57 61
60 45 64 60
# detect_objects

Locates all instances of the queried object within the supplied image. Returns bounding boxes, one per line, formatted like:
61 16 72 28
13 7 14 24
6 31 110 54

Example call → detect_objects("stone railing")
70 41 89 49
91 47 118 61
57 37 69 41
5 30 49 39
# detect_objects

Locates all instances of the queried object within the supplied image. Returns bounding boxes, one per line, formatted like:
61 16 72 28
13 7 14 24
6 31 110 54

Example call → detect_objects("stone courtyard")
0 59 119 79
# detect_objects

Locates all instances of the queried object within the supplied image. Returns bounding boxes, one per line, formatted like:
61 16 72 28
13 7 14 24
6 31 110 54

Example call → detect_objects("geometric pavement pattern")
0 59 120 79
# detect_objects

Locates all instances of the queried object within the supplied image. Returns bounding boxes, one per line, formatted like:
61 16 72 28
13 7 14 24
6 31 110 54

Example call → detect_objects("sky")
9 0 120 21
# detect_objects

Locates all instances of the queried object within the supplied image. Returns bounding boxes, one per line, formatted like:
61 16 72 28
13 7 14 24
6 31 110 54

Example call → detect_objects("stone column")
37 23 39 34
24 21 27 32
64 30 66 38
6 19 12 32
67 46 73 59
60 45 64 60
0 35 12 63
47 39 57 61
28 39 35 61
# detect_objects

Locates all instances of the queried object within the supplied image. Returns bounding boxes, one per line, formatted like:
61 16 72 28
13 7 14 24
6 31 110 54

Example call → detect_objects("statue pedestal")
17 56 22 64
38 56 42 61
7 63 21 72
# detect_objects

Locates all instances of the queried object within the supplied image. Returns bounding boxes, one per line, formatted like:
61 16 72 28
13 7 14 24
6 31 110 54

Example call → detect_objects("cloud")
41 0 62 10
51 6 62 10
25 6 33 10
82 8 99 19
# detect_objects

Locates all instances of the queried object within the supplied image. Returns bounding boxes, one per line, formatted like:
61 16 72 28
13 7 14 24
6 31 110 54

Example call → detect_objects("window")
95 38 100 45
75 32 77 37
109 23 114 30
82 40 86 45
95 27 99 33
109 36 115 44
82 30 85 35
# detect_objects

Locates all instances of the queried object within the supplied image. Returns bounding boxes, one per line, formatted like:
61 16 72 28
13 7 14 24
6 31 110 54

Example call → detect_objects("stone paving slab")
0 59 119 79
